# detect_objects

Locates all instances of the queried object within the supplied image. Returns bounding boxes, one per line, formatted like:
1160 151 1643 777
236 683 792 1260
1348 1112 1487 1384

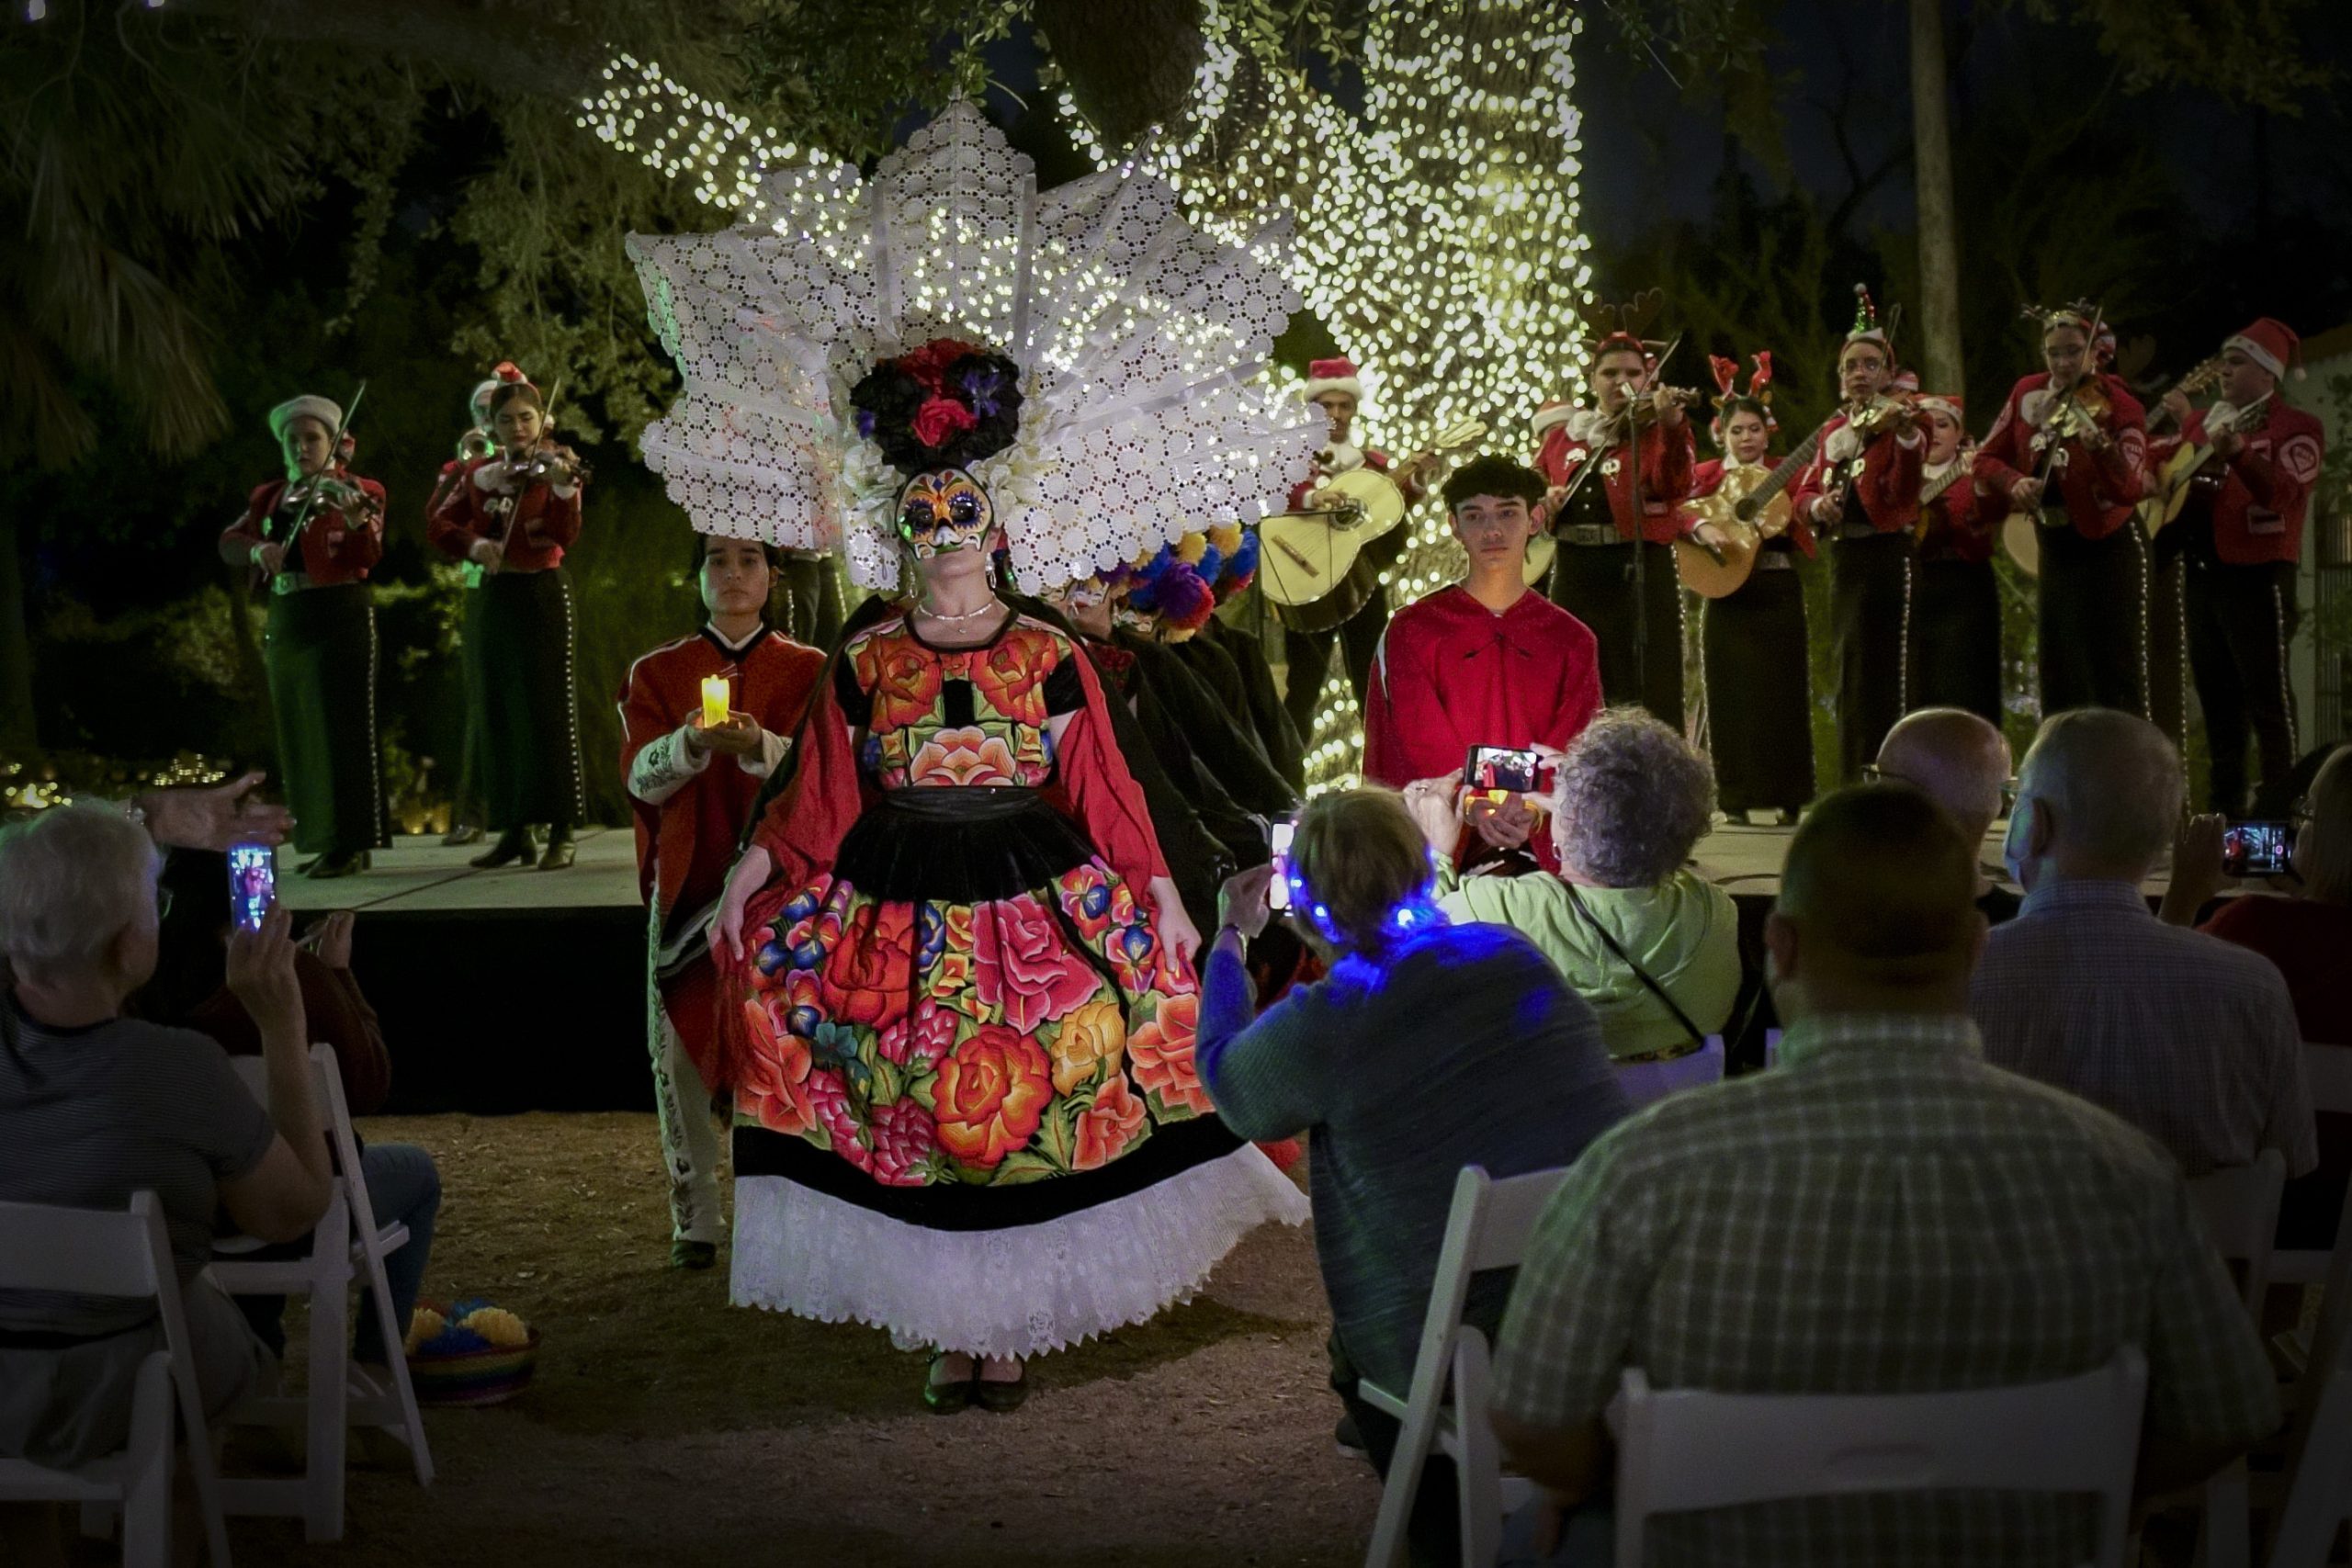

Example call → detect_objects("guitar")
2144 388 2272 535
2001 357 2222 577
1260 419 1487 628
1672 462 1794 599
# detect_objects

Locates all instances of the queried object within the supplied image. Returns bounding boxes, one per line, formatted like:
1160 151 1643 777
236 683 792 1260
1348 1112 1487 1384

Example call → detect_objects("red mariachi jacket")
426 453 583 572
1973 372 2148 541
1916 461 1993 564
220 472 386 588
1535 416 1696 544
1690 456 1815 558
2152 402 2326 567
1787 409 1925 538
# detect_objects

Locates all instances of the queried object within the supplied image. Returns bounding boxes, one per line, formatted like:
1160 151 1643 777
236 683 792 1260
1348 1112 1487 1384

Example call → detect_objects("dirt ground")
225 1112 1377 1567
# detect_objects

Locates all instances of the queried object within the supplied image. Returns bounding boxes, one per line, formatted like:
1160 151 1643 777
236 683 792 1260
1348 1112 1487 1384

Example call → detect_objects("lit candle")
700 674 730 730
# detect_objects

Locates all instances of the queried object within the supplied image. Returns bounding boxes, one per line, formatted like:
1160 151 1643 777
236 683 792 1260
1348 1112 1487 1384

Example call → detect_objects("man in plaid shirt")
1489 786 2278 1566
1973 706 2314 1178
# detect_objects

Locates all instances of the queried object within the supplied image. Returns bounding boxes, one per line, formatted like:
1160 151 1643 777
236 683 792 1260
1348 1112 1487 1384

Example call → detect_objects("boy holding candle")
618 533 826 1269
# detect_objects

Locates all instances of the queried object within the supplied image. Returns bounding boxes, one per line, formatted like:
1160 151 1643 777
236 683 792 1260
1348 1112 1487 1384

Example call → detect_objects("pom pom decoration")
848 339 1024 476
460 1306 533 1348
404 1298 541 1407
1125 545 1216 634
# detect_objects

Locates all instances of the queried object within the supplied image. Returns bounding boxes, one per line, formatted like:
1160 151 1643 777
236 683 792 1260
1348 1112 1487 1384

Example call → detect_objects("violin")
496 438 591 491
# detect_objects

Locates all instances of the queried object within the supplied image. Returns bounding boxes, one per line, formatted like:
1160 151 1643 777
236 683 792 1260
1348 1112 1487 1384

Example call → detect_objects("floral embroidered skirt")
729 786 1306 1356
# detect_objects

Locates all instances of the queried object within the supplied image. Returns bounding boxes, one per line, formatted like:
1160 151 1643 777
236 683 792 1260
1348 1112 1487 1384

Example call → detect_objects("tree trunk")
0 510 37 756
1909 0 1963 395
1032 0 1204 151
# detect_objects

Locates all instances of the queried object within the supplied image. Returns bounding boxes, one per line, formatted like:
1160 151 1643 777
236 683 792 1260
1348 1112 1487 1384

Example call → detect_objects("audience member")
1973 707 2313 1178
1405 709 1737 1067
0 807 331 1562
1873 705 2021 922
2167 742 2352 1252
135 849 441 1364
1197 787 1629 1567
1489 785 2282 1565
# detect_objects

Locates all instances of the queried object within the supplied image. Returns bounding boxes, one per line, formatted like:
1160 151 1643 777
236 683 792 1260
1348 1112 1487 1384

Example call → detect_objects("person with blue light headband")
1195 787 1629 1565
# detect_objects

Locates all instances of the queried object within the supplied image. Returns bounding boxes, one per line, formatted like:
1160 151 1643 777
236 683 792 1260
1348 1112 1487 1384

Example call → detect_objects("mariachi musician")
1689 353 1815 822
1906 392 2002 728
2152 317 2325 815
1533 297 1714 729
429 374 503 847
1974 301 2150 718
426 361 589 871
1789 286 1926 784
1271 357 1433 743
219 393 387 879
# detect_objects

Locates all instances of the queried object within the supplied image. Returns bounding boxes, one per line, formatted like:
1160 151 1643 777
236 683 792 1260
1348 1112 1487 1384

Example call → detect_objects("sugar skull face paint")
897 468 992 558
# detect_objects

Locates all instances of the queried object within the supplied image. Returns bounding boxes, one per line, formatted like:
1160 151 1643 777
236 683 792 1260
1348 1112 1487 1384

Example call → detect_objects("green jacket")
1437 865 1740 1061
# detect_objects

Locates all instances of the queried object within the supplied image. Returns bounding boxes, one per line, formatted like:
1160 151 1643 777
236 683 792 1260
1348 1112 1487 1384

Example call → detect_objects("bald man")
1973 706 2314 1180
1873 707 2018 920
1489 785 2279 1563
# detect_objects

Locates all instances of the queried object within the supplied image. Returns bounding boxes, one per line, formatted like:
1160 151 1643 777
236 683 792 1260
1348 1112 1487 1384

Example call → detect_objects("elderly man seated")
0 806 331 1565
1404 709 1739 1066
1488 785 2282 1565
1873 705 2019 922
1972 706 2314 1179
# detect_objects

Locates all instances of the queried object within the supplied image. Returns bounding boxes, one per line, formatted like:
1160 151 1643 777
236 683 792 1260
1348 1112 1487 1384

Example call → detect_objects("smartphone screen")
1464 744 1550 797
2222 820 2291 878
227 842 277 932
1267 821 1295 912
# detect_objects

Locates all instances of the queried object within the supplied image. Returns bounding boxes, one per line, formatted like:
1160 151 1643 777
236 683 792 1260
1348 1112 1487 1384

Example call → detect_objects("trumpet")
457 425 497 462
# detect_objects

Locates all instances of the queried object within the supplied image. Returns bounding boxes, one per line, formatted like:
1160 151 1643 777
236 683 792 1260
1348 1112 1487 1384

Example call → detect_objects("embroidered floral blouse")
837 618 1087 791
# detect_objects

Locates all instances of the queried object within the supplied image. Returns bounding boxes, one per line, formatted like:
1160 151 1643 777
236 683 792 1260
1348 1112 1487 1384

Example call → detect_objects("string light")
1057 0 1593 788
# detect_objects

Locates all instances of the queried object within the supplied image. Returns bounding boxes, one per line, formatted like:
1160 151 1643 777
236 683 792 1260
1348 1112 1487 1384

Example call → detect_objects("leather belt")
1556 524 1626 548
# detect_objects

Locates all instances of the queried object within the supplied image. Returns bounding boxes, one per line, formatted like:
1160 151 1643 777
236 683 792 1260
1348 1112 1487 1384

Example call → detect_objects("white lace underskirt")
729 1145 1311 1359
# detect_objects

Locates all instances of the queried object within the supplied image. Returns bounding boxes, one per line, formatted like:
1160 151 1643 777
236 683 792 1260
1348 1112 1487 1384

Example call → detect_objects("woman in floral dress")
710 349 1306 1412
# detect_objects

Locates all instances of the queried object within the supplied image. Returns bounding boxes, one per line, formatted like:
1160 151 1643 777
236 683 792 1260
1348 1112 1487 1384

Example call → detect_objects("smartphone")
1464 743 1551 797
227 842 277 932
1267 820 1295 912
2222 820 2292 878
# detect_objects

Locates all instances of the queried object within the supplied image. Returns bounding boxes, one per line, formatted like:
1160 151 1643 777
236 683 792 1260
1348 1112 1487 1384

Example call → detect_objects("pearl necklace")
917 597 1002 626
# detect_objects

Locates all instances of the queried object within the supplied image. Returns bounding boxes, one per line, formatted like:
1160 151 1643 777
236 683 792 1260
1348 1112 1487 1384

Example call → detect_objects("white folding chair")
1614 1036 1724 1110
213 1044 433 1541
2266 1233 2352 1568
2187 1150 2288 1568
2274 1045 2352 1288
1613 1347 2148 1568
0 1192 232 1568
1361 1164 1568 1568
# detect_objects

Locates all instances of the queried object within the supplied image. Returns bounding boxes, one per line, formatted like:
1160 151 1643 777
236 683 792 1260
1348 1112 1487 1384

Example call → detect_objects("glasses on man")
1859 765 2020 816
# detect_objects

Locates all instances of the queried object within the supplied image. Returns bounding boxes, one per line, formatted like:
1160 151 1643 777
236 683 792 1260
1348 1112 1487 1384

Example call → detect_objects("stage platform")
294 824 2165 1117
282 820 2073 916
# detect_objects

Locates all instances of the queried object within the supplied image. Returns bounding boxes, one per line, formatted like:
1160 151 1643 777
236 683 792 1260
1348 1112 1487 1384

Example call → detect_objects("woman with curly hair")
1406 708 1740 1070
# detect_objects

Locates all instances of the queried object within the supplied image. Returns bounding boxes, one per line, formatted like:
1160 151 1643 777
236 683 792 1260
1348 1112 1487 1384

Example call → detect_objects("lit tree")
1053 0 1594 785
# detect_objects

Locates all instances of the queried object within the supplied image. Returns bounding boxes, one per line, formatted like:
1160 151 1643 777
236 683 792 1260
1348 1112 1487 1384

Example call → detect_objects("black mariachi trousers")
2186 554 2300 816
2037 521 2149 718
1908 558 2004 729
1280 588 1391 744
265 581 384 857
1702 560 1815 814
1829 530 1914 785
1547 538 1684 731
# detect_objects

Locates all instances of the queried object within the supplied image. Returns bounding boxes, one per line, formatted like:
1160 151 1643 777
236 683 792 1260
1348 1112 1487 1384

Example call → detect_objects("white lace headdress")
626 101 1320 594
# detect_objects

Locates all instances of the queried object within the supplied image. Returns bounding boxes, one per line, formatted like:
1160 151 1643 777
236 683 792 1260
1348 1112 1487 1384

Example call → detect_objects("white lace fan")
627 100 1322 593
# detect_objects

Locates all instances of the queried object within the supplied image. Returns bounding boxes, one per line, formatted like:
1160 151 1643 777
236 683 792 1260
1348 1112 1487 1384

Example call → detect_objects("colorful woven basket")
406 1328 541 1407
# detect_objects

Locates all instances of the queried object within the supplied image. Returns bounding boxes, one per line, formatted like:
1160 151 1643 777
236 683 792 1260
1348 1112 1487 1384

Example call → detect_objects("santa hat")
2225 318 2304 382
267 394 342 440
1530 398 1576 441
1302 357 1363 401
478 359 541 412
1890 367 1920 395
1914 392 1964 422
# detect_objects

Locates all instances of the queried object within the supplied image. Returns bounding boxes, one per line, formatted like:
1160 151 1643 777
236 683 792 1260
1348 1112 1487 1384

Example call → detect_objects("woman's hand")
713 844 775 964
2158 813 2230 927
138 772 293 852
227 907 305 1046
1402 770 1464 855
310 910 356 970
1216 863 1276 942
1149 874 1200 973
